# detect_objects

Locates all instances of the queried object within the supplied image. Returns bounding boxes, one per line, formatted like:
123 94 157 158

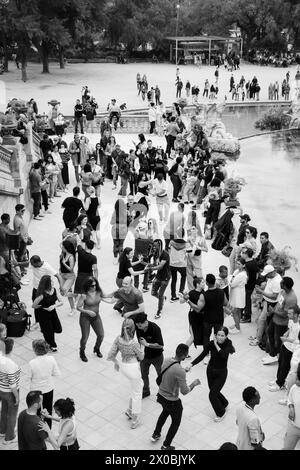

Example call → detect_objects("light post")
175 3 180 65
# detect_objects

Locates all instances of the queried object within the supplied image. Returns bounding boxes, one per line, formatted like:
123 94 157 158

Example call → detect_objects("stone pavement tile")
180 437 209 450
194 429 228 449
98 438 127 451
76 407 95 423
100 405 125 422
78 441 97 451
261 418 287 439
85 400 112 414
85 414 111 431
189 411 214 427
84 431 108 448
264 436 284 450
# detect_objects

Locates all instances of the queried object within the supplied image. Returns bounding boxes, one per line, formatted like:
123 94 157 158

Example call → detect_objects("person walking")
169 238 187 302
184 276 205 351
29 163 43 220
228 258 248 334
69 134 82 184
236 387 265 450
147 239 171 319
186 326 235 421
74 99 84 134
107 318 144 429
32 275 63 352
0 338 20 445
151 343 200 450
135 313 164 399
59 240 76 316
76 277 114 362
61 186 83 229
28 339 60 429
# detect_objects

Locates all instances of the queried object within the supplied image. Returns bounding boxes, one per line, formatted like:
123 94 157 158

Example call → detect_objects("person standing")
107 319 144 429
228 258 248 334
135 313 164 399
186 326 235 421
69 134 82 184
114 277 145 321
148 102 157 134
148 239 171 319
283 364 300 449
169 238 187 302
32 275 63 352
186 226 208 290
151 343 201 450
151 173 170 223
176 79 183 98
13 204 31 282
0 338 20 445
61 186 83 229
185 80 191 98
18 391 58 450
74 99 84 134
184 276 205 351
240 247 259 323
29 339 60 429
29 163 43 220
236 387 265 450
256 232 274 270
155 86 161 105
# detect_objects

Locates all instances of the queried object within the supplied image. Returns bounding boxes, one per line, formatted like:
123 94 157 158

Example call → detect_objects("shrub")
255 107 291 131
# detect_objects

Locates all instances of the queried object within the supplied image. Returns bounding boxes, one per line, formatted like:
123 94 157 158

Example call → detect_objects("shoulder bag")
156 361 179 386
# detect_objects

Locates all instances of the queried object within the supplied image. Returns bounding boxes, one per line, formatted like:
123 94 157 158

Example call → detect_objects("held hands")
40 408 50 419
192 378 201 387
38 420 51 434
185 363 192 372
139 337 147 347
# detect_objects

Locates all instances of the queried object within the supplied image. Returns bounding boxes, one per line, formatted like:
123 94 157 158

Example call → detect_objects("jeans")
31 191 41 217
256 304 268 343
41 189 49 211
276 345 293 387
74 116 84 134
118 176 128 196
283 421 300 450
170 174 182 200
151 278 170 313
203 322 223 348
267 320 288 357
150 121 156 133
207 366 228 417
166 135 176 156
170 266 186 298
79 313 104 351
120 362 143 415
42 390 53 429
140 354 164 394
0 390 19 441
154 394 183 446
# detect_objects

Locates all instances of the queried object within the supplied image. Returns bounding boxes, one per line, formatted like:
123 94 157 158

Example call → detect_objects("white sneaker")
214 414 226 423
262 356 278 365
278 398 288 406
3 437 17 445
268 380 276 386
21 278 30 285
269 384 283 392
68 309 76 317
229 327 241 334
113 258 119 265
261 355 271 362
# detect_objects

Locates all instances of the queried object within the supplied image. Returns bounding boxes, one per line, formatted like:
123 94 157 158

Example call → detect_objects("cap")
261 264 276 276
240 214 251 222
133 313 148 323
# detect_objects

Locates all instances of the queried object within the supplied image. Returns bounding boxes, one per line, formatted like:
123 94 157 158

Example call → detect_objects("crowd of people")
0 86 300 452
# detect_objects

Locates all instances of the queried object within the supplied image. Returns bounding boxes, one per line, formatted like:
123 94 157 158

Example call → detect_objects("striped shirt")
0 356 21 392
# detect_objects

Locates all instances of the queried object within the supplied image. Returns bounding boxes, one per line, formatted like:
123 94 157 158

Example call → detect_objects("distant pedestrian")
236 386 265 450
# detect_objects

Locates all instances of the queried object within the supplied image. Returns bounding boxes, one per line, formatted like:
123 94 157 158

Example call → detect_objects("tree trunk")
3 38 9 72
42 42 50 73
21 60 27 82
59 47 65 69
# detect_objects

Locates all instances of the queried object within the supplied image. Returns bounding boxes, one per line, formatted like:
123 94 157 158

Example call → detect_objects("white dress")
229 269 248 309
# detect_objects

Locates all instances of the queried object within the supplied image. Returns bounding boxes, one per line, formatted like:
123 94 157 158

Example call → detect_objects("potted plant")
224 177 246 206
267 246 298 276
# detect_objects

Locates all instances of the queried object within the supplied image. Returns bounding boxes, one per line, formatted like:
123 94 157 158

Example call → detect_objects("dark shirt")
77 246 97 274
17 410 48 450
62 197 83 225
245 259 259 290
117 258 132 279
40 139 53 157
29 169 41 193
74 104 84 118
156 251 170 282
256 241 274 269
191 339 235 370
237 223 249 246
136 321 164 359
203 288 225 324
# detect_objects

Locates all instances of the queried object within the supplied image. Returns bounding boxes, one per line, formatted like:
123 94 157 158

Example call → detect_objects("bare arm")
123 302 145 319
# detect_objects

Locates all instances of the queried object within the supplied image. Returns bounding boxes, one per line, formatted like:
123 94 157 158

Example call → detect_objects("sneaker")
229 327 241 334
125 409 132 419
0 433 5 437
3 437 17 445
142 390 151 399
130 417 141 429
151 432 161 443
33 216 42 220
154 312 162 319
161 445 175 450
50 347 57 352
240 318 251 323
20 278 30 285
278 398 288 406
143 287 150 293
269 384 283 392
249 339 259 346
268 380 276 386
248 335 256 340
68 309 76 317
170 296 179 303
262 356 278 365
214 414 226 423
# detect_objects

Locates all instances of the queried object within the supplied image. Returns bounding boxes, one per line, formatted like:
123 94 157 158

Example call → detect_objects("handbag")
156 361 179 386
211 232 227 251
221 245 233 257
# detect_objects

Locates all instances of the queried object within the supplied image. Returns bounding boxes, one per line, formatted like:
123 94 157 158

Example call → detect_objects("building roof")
166 35 237 42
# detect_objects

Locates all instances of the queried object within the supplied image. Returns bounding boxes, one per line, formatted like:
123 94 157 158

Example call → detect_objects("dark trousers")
41 189 49 211
150 121 156 134
176 88 182 98
79 313 104 351
32 288 41 323
31 191 41 217
154 394 183 446
151 278 170 313
267 320 288 357
113 239 125 258
42 390 53 429
207 366 228 417
170 266 186 298
243 287 254 320
203 322 223 348
74 116 84 134
170 174 182 200
203 89 208 97
140 354 164 394
0 390 19 441
61 162 69 185
39 309 60 348
166 135 176 156
276 345 293 387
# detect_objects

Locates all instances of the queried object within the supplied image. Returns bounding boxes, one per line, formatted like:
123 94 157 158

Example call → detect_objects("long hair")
118 247 132 266
54 398 75 419
120 318 136 341
36 275 52 297
83 277 103 297
62 240 76 259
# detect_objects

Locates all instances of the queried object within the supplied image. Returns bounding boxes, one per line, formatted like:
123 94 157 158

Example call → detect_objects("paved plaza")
0 62 298 115
1 129 299 451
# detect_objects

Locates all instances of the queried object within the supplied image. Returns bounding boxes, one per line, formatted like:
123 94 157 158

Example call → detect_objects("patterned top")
107 337 144 363
0 356 21 392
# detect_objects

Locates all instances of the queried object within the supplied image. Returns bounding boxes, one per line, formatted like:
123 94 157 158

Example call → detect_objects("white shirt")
236 403 264 450
148 107 157 122
152 179 168 197
32 262 57 290
263 273 282 302
290 346 300 373
0 355 21 392
284 320 300 353
29 355 60 394
288 384 300 428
